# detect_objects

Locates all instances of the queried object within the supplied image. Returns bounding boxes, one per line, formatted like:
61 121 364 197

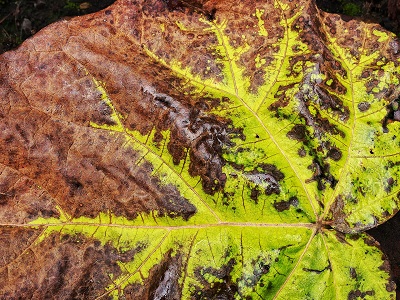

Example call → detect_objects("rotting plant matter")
0 0 400 299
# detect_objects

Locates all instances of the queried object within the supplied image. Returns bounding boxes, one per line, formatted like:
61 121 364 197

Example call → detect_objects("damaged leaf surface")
0 0 399 298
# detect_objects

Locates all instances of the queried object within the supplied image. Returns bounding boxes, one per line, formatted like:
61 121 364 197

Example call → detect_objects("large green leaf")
0 0 399 298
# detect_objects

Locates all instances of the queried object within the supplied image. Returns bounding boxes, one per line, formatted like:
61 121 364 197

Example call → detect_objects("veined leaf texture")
0 0 399 298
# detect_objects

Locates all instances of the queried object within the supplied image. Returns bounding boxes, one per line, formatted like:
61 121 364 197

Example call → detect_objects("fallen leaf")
0 0 399 298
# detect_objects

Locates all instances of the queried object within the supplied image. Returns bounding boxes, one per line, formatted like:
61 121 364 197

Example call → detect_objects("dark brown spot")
363 235 377 247
66 177 84 195
15 124 29 144
287 124 307 141
386 281 396 292
4 135 14 144
250 187 261 204
327 147 342 161
0 193 9 205
328 195 355 234
298 147 306 157
349 267 357 279
153 131 164 145
348 289 375 300
315 86 349 120
273 196 299 212
366 291 375 296
246 163 285 196
306 159 337 190
348 289 361 300
206 7 217 21
361 70 370 78
193 258 238 299
92 101 117 126
357 102 371 112
167 139 186 165
385 177 395 193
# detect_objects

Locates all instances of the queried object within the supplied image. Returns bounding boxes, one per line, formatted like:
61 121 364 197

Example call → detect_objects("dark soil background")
0 0 400 297
0 0 115 53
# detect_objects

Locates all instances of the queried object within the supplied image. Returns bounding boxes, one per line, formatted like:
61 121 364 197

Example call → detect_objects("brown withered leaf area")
0 1 247 297
0 0 400 298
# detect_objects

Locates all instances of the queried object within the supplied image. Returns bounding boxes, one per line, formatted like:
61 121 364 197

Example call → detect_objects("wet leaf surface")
1 0 400 298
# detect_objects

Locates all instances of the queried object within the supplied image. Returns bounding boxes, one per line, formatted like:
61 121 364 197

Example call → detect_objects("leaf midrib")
22 222 316 229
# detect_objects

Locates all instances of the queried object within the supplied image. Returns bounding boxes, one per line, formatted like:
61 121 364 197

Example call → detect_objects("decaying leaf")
0 0 399 298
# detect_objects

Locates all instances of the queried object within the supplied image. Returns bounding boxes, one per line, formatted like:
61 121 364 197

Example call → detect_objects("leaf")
0 0 399 298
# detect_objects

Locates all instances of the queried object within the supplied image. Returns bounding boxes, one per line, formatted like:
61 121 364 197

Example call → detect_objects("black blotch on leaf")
66 177 84 195
287 124 307 141
382 97 400 132
246 257 271 288
206 7 217 21
357 102 371 112
0 192 11 205
193 258 238 299
159 193 197 221
348 289 375 300
327 147 342 161
155 95 171 107
245 164 285 196
250 187 261 204
306 159 337 190
273 196 299 212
